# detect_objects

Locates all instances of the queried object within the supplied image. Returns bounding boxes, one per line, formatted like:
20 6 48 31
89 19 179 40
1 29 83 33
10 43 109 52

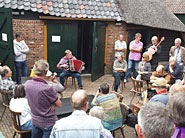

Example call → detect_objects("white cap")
46 70 52 77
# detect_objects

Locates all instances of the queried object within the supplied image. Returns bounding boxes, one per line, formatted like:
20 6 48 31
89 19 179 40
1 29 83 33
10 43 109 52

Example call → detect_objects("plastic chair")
9 108 31 138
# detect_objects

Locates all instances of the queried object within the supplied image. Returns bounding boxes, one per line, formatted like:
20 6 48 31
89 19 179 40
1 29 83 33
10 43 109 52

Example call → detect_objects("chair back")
0 90 12 106
9 108 22 131
111 91 124 102
120 102 130 123
130 77 144 93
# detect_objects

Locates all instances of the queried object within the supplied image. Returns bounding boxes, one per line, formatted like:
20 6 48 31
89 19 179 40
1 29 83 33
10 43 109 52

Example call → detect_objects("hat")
152 78 168 87
46 70 52 77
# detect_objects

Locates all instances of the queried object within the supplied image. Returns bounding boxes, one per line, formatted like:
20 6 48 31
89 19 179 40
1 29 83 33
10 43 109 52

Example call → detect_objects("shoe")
124 79 127 83
79 86 83 89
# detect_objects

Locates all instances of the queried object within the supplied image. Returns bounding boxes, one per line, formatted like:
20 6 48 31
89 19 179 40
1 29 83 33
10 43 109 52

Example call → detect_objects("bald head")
71 90 88 110
156 65 165 76
169 83 185 98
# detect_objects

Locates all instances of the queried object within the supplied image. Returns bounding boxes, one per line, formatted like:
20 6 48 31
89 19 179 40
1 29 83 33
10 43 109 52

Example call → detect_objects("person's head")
117 53 123 62
33 59 49 77
15 32 23 42
71 90 89 111
45 70 54 81
152 78 168 92
89 106 104 120
142 52 150 62
156 65 165 76
65 49 73 59
119 34 124 41
169 57 176 67
168 92 185 127
174 38 181 47
151 36 158 45
136 102 175 138
13 85 26 99
99 83 109 94
1 66 12 78
135 33 142 42
169 83 185 98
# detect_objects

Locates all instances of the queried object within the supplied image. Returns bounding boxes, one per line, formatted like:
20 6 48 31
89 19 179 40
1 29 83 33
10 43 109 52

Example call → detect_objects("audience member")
168 92 185 138
0 66 16 90
150 65 171 84
113 53 127 92
124 33 143 82
165 57 182 83
14 32 29 84
57 49 83 89
169 38 185 71
135 102 175 138
145 36 162 71
9 85 32 131
169 83 185 98
89 106 113 138
45 70 64 98
114 34 127 59
92 83 122 131
25 59 62 138
143 78 169 105
50 90 106 138
136 52 151 80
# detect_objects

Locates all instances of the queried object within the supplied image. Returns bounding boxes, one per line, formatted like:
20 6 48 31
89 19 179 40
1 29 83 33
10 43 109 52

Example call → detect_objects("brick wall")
105 22 127 74
13 19 45 73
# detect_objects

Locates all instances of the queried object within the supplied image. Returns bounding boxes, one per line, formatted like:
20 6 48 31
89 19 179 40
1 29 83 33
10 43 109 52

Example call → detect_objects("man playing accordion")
57 50 83 89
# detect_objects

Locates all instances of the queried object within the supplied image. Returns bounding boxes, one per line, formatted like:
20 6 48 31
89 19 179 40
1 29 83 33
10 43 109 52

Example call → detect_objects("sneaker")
124 79 127 83
79 86 83 89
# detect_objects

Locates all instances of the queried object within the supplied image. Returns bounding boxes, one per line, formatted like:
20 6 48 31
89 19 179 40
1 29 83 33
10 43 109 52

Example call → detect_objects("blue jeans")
31 125 53 138
59 71 82 88
125 59 139 81
15 60 27 84
113 71 125 92
21 120 32 131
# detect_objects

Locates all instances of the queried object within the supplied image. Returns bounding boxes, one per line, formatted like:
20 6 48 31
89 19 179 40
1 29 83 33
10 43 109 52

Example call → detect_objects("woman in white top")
9 85 32 131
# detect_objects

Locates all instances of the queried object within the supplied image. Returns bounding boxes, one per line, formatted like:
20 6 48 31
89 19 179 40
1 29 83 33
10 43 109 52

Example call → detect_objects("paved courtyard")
0 74 141 138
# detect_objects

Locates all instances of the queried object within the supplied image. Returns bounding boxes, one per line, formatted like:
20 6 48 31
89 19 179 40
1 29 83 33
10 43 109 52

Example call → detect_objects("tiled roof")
162 0 185 14
0 0 123 21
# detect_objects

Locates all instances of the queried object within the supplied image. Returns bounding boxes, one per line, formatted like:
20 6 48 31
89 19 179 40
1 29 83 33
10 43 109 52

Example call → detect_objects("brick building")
0 0 185 81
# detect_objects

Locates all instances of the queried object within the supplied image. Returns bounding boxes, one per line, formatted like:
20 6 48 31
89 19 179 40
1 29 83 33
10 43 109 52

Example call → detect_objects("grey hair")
1 65 10 77
33 59 49 76
169 83 185 96
174 38 181 44
168 92 185 127
138 102 174 138
89 106 105 120
151 36 158 41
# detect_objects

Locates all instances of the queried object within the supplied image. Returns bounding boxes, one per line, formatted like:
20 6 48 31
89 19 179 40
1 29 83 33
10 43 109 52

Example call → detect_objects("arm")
14 41 22 56
91 91 100 106
52 80 64 93
20 40 29 54
57 58 67 69
130 47 142 52
169 46 173 57
55 97 62 107
170 66 181 77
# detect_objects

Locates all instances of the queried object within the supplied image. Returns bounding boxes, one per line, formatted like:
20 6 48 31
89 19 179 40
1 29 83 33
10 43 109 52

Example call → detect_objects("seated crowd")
0 38 185 138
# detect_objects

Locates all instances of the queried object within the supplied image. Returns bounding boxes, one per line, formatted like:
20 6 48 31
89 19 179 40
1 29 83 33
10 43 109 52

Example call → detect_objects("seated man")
113 53 127 92
57 50 83 89
135 102 175 138
0 66 16 90
91 83 122 131
50 90 107 138
143 78 169 105
150 65 171 84
165 57 183 83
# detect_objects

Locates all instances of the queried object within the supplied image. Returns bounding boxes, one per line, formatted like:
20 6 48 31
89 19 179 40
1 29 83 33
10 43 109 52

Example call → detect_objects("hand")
151 45 155 49
23 47 27 50
123 69 127 72
51 104 56 111
143 91 148 98
82 66 85 70
18 50 21 52
60 64 68 68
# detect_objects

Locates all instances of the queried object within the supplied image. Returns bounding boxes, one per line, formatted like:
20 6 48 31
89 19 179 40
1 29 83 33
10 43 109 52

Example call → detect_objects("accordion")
68 59 85 73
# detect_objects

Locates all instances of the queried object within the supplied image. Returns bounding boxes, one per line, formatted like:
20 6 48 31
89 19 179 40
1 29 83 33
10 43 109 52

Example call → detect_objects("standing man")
114 34 127 59
14 32 29 84
124 33 143 82
57 50 83 89
25 59 62 138
113 54 127 92
146 36 162 71
169 38 185 71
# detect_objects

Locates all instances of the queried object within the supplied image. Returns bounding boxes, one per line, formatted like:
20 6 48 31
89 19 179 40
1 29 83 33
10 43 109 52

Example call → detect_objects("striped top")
95 93 122 131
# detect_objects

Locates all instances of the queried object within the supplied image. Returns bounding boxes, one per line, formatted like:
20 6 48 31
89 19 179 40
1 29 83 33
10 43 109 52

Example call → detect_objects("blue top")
149 93 169 105
165 63 183 80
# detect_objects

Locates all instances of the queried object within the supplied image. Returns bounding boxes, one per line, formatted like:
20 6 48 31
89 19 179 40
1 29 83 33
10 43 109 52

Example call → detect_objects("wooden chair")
130 77 146 104
111 102 130 138
64 75 77 89
0 90 12 121
111 91 124 102
9 108 32 138
112 74 126 92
